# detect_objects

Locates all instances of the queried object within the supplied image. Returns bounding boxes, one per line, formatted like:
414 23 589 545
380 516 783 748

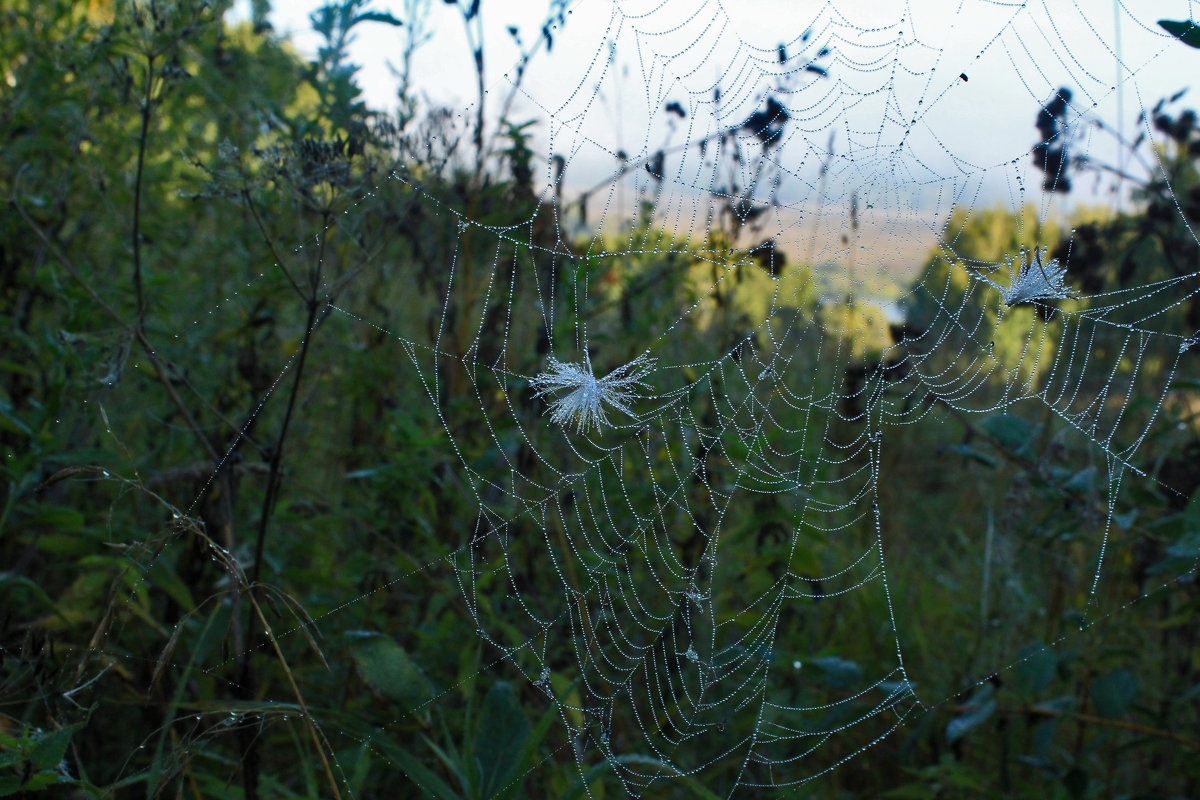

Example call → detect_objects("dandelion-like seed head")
529 352 656 433
969 248 1074 307
999 248 1073 306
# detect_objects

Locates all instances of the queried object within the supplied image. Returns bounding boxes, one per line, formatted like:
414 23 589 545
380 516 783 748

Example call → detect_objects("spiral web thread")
109 0 1200 796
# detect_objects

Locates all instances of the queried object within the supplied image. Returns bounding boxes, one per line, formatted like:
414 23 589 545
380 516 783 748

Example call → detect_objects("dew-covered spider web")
118 0 1200 795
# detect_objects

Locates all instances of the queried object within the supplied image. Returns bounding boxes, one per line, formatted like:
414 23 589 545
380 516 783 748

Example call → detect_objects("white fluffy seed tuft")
530 352 655 433
971 248 1074 307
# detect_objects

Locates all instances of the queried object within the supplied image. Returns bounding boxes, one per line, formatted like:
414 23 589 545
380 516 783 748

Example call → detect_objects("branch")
242 189 306 301
176 508 343 800
247 585 344 799
250 297 322 588
12 174 220 463
132 55 156 323
1074 154 1146 185
558 128 733 215
948 702 1200 749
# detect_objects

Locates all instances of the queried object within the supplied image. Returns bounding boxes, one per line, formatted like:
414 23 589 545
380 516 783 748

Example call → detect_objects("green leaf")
980 413 1040 456
348 742 372 797
1091 668 1138 718
346 632 435 711
1159 19 1200 48
16 507 85 532
1063 766 1089 800
941 443 999 468
145 559 195 610
1113 509 1138 530
353 11 404 27
475 681 531 798
1012 641 1056 696
946 685 995 743
0 360 36 377
562 754 723 800
1150 489 1200 573
1183 487 1200 536
880 784 936 799
0 573 59 612
0 743 25 770
20 772 58 791
382 742 465 800
1179 682 1200 704
808 655 862 689
1034 694 1077 714
29 724 77 771
422 732 470 796
0 775 23 797
495 700 559 800
0 402 32 437
1169 376 1200 390
1063 466 1098 493
344 468 380 479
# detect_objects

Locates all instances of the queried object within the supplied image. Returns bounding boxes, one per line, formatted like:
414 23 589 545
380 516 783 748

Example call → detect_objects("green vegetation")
1 1 1197 798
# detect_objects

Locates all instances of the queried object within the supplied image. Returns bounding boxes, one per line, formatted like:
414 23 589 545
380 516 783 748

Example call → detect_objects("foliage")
1160 19 1200 50
0 1 1197 798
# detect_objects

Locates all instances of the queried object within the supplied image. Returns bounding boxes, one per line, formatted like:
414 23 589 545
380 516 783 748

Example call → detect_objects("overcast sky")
229 0 1200 276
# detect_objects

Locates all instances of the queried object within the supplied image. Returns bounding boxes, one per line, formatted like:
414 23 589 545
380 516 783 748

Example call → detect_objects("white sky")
229 0 1200 276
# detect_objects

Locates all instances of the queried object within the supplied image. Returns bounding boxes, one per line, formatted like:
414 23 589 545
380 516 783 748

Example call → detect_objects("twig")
61 660 114 708
250 297 321 588
247 587 344 799
242 189 306 301
1074 154 1146 185
132 55 156 323
143 460 271 487
486 4 563 158
239 218 329 799
948 702 1200 749
12 172 221 463
558 129 731 216
184 513 343 800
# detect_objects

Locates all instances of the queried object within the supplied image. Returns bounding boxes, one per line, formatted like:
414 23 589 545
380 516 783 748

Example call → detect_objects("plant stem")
243 189 306 301
947 702 1200 748
248 589 344 800
133 55 155 323
238 217 328 798
251 297 321 587
13 183 220 462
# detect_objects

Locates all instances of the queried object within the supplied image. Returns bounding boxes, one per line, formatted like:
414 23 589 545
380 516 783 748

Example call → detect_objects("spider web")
105 0 1200 795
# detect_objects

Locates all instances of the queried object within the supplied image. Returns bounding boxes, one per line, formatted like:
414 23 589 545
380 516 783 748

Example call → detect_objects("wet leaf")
29 724 78 771
346 631 435 711
1091 668 1137 718
562 754 723 800
1063 766 1089 799
352 11 403 27
809 655 862 689
941 443 999 467
474 681 531 798
1012 641 1056 695
981 413 1040 456
1159 19 1200 48
947 684 995 742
